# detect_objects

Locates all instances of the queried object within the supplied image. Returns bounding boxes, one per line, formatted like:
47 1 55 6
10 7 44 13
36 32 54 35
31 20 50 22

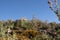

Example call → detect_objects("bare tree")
48 0 60 20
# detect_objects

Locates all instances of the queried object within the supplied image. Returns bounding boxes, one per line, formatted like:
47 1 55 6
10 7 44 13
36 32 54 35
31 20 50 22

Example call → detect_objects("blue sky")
0 0 60 23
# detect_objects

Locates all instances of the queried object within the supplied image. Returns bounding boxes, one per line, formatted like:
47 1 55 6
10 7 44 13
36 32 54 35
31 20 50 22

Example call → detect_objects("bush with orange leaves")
21 30 39 39
13 30 39 40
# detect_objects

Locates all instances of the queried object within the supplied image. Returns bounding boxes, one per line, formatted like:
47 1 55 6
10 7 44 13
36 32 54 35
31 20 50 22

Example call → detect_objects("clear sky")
0 0 60 23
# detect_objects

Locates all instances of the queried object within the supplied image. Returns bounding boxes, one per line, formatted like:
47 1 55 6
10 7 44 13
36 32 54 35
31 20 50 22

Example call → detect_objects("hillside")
0 18 60 40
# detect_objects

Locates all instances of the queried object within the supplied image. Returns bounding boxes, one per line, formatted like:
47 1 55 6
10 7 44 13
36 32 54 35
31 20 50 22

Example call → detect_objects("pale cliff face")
21 17 27 21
